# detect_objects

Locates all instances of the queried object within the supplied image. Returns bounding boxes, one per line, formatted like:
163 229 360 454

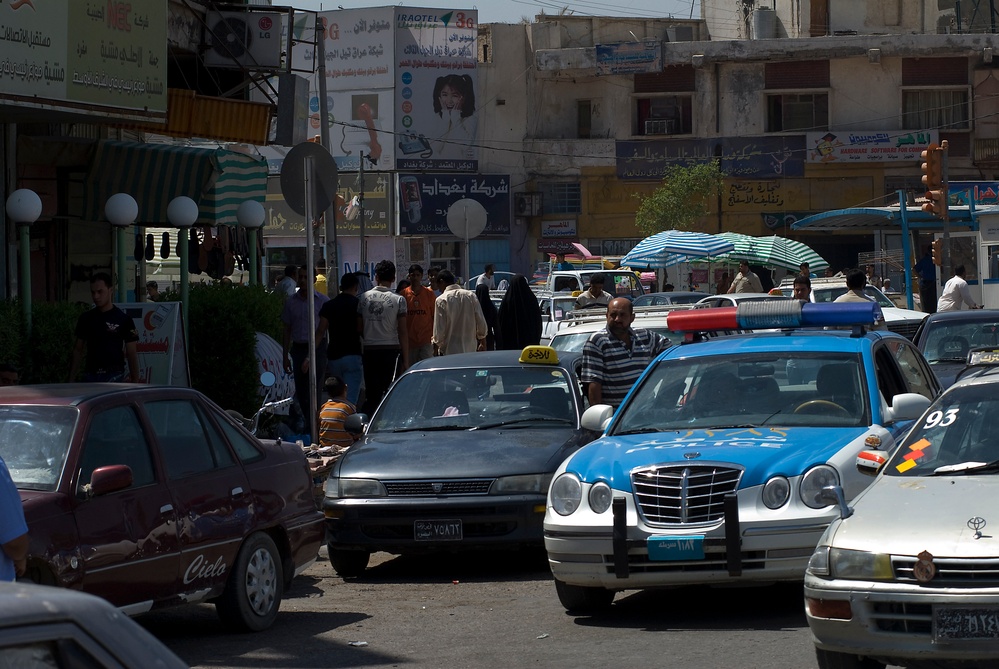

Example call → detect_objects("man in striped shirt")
319 376 358 450
581 297 668 409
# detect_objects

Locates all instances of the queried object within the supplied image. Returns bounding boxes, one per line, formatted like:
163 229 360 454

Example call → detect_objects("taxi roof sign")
520 345 559 365
967 347 999 366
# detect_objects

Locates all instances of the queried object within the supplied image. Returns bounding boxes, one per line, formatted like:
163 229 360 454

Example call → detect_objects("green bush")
0 300 87 384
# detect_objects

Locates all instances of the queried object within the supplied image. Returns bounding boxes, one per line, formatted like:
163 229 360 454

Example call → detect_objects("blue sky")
293 0 699 25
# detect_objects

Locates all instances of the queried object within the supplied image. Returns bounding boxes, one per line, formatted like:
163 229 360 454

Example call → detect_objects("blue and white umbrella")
620 230 736 269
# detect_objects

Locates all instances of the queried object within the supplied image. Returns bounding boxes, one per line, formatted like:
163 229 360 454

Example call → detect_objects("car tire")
328 546 370 577
216 533 283 632
554 578 614 614
815 649 886 669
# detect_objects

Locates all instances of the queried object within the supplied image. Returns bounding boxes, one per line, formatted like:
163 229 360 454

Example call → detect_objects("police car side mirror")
886 393 931 423
581 405 615 432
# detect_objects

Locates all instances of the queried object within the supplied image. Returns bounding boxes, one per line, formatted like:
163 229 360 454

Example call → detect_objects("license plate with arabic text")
647 535 704 561
934 607 999 640
414 519 462 541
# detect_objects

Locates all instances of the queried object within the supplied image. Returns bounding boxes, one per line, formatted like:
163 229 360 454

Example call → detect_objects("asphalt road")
141 546 847 669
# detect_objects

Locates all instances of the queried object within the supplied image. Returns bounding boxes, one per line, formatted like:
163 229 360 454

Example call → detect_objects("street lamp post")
237 200 265 286
5 189 42 337
167 196 199 342
105 193 138 303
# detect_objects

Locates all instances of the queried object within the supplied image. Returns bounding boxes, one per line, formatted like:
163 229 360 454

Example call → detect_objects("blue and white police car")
544 301 939 614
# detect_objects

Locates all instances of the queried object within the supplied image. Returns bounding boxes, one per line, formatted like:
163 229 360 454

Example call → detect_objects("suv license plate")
934 607 999 640
647 535 704 561
415 520 462 541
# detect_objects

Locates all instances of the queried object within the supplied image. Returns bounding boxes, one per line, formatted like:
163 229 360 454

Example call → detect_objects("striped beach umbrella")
712 233 829 272
620 230 736 269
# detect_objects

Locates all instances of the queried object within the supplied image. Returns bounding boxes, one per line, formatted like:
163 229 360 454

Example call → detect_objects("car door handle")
231 487 244 497
160 504 174 514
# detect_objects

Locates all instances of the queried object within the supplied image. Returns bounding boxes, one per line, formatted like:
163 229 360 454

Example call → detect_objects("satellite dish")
280 141 339 216
446 199 487 239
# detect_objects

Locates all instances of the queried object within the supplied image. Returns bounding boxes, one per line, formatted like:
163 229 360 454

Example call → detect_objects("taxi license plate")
647 535 704 561
934 607 999 640
415 520 462 541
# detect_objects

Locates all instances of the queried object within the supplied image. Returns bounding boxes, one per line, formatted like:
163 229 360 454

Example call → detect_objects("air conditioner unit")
645 119 677 135
204 11 283 69
514 193 542 217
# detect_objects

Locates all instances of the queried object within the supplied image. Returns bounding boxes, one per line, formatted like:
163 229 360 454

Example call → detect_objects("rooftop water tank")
753 7 777 39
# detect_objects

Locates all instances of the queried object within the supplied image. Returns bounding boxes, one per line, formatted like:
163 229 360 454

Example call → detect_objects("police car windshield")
888 388 999 477
370 366 575 432
612 352 869 433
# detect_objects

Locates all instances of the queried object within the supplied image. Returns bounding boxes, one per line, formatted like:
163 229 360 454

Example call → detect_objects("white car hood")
882 305 927 322
830 475 999 558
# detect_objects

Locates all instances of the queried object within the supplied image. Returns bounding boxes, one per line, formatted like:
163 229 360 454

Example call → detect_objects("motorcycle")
227 371 294 437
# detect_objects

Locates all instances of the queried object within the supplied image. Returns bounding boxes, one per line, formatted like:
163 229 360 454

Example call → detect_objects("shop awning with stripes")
82 140 266 226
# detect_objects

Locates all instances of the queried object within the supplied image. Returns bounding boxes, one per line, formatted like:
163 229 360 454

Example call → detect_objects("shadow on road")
345 547 551 585
572 582 807 632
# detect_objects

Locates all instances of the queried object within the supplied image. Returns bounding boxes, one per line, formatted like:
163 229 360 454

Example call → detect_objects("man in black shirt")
69 272 140 382
316 272 363 406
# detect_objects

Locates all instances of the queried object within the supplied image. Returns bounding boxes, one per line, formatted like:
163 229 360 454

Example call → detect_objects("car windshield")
551 327 682 353
921 321 999 363
0 406 79 491
809 286 895 308
580 272 642 298
886 386 999 477
612 352 869 432
369 365 578 432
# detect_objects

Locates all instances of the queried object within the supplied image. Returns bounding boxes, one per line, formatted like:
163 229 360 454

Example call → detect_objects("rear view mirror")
581 405 614 432
344 413 368 435
260 371 276 388
887 393 931 422
89 465 133 497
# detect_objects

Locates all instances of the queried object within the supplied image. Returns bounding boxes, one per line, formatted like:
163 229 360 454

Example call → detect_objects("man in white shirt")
728 261 763 293
574 273 611 309
937 265 981 311
433 270 487 355
476 264 496 290
359 260 409 414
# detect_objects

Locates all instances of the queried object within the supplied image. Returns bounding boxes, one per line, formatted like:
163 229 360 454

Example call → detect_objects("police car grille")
632 465 742 525
384 479 493 496
892 556 999 586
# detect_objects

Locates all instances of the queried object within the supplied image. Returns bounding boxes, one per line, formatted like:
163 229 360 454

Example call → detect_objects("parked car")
545 270 645 298
0 581 188 669
5 384 324 632
694 292 789 309
805 363 999 668
912 309 999 388
544 302 937 614
322 346 599 577
779 275 927 340
632 291 710 307
538 292 591 342
549 305 690 352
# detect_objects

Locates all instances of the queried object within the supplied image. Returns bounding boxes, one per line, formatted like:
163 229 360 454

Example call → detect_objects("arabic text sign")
595 41 662 75
0 0 167 116
951 181 999 207
263 175 392 237
397 173 510 235
616 136 805 180
806 130 939 163
542 218 577 238
294 8 395 90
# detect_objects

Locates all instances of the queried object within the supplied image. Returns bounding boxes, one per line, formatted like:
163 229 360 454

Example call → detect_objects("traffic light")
920 143 948 219
931 238 943 266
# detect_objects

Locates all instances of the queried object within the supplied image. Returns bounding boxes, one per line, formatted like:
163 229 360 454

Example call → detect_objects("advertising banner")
292 8 396 170
541 218 578 238
0 0 167 118
263 175 391 236
397 174 510 235
950 181 999 207
806 130 939 163
595 41 662 75
122 302 189 386
616 136 805 180
395 9 478 171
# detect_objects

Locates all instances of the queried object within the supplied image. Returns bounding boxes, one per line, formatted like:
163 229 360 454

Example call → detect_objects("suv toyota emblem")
683 452 701 460
968 516 987 539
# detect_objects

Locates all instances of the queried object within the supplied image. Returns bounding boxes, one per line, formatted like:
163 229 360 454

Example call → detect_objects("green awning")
82 140 266 226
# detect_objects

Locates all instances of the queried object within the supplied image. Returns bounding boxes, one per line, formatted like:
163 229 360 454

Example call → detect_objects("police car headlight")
762 476 790 509
491 474 549 494
338 478 387 498
828 548 893 580
550 473 582 516
588 482 613 514
799 465 839 509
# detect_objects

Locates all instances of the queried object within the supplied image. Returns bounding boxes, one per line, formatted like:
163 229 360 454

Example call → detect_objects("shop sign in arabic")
807 130 938 163
595 41 661 75
0 0 167 116
397 173 510 235
951 181 999 207
263 175 392 237
541 218 577 238
616 136 805 180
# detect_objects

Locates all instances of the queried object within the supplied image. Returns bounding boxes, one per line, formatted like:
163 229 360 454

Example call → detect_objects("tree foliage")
633 161 725 237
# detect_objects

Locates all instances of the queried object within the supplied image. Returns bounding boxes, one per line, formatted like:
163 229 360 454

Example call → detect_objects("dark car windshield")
807 286 895 308
887 386 999 477
612 352 869 433
0 406 79 491
920 320 999 363
369 365 579 432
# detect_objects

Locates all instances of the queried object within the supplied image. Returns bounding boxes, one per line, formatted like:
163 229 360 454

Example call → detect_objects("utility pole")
316 16 339 295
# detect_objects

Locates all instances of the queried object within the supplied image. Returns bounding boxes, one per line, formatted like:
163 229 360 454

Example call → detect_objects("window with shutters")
539 182 582 215
902 89 970 130
766 93 828 132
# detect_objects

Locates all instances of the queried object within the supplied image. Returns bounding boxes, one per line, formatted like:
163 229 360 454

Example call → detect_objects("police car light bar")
665 301 881 332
